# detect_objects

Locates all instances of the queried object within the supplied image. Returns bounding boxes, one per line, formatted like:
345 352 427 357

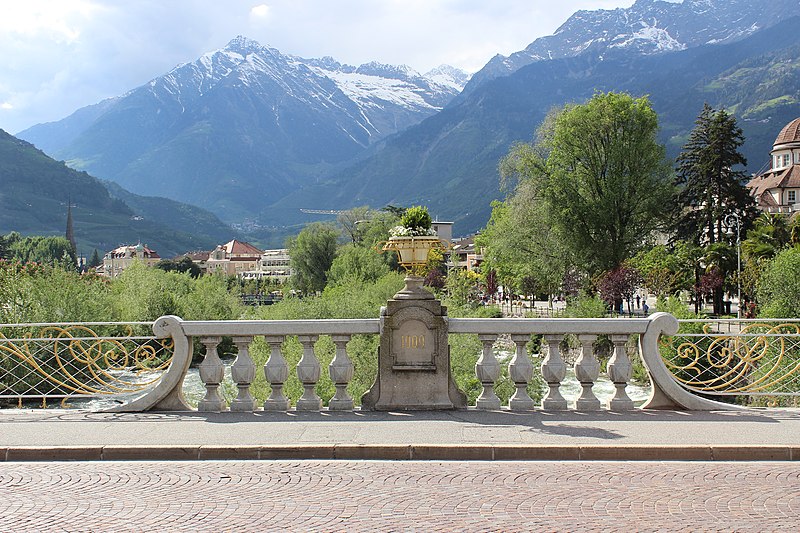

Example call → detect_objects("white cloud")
1 102 13 110
250 4 270 18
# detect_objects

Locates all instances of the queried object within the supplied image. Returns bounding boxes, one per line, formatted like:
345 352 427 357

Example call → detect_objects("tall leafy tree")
543 92 673 274
674 104 757 245
479 136 571 301
336 206 372 244
287 223 339 294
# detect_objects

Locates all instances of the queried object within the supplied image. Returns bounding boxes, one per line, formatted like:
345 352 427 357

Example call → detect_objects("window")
774 156 780 168
784 154 791 167
789 191 797 204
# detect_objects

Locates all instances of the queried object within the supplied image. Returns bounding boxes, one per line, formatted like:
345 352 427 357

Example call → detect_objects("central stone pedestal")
361 277 467 410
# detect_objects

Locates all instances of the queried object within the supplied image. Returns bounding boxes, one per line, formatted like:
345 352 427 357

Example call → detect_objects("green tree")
336 206 372 245
630 242 699 300
0 261 112 323
182 273 244 321
155 256 202 278
327 244 390 286
287 223 339 294
542 92 672 274
0 233 11 261
8 235 77 268
111 262 191 321
757 247 800 318
742 213 792 262
87 249 102 269
479 120 573 300
674 104 757 245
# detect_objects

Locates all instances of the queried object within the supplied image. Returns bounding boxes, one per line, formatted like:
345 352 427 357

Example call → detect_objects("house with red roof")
206 239 264 276
747 117 800 214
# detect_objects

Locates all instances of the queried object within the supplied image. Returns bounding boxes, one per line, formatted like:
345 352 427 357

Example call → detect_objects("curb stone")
1 445 797 462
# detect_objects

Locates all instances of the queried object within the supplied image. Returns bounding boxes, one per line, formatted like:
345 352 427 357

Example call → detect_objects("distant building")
206 239 263 276
431 220 453 244
100 243 160 277
448 236 483 272
747 117 800 214
244 248 292 282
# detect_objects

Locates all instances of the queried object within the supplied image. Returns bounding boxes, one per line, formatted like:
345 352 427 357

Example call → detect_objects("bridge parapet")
3 316 798 412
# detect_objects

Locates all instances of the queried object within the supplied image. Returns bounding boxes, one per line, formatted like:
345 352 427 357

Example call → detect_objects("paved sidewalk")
1 408 799 461
2 460 799 531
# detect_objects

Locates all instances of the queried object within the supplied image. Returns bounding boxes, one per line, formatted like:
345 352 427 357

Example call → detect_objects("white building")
242 248 293 282
747 117 800 214
100 243 160 277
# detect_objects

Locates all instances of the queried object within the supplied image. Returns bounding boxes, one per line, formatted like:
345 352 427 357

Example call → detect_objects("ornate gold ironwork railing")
660 320 800 401
0 322 173 408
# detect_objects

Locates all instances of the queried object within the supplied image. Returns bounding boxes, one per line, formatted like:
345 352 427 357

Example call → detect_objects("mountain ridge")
18 37 468 223
459 0 798 100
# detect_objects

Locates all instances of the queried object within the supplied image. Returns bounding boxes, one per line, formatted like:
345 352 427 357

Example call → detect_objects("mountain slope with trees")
0 129 233 257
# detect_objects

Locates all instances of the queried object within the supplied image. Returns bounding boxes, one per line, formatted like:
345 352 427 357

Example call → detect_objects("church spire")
65 198 76 254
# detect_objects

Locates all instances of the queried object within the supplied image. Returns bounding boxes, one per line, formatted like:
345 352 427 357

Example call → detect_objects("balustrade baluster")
508 334 535 410
328 335 354 410
607 334 634 411
296 335 322 411
230 336 257 412
540 334 567 410
263 335 289 411
475 334 501 409
198 336 227 412
574 334 601 411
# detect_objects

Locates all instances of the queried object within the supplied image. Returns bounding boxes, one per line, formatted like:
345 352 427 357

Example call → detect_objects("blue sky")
0 0 638 133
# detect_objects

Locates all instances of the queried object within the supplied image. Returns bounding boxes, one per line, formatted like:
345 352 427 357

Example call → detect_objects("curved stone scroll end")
639 311 744 411
153 315 184 339
647 312 679 337
106 315 193 412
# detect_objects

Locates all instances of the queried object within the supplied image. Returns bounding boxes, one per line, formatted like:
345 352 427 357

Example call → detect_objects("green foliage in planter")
400 205 432 233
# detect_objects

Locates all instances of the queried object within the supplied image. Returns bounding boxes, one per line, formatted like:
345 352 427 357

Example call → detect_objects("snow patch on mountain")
464 0 796 96
320 70 433 110
610 24 686 52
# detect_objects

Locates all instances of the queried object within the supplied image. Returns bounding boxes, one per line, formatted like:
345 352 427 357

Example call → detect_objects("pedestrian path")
1 460 798 531
1 408 798 461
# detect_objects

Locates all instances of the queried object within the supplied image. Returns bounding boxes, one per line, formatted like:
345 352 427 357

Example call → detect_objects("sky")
0 0 639 134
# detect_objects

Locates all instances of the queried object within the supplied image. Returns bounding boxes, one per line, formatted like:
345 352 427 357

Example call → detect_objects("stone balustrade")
110 312 740 413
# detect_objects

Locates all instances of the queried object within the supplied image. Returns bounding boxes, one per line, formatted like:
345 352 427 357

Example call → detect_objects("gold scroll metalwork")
660 322 800 395
0 324 173 401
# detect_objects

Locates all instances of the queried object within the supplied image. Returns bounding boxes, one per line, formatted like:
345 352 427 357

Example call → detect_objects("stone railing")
106 312 740 413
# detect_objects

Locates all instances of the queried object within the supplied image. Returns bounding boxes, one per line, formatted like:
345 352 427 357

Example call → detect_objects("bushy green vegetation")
756 247 800 318
0 259 242 324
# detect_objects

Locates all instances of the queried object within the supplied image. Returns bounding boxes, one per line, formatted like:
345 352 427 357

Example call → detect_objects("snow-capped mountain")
465 0 798 94
19 37 468 220
151 36 467 142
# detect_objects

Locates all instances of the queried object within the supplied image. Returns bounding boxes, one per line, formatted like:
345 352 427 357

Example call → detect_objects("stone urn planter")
382 235 444 271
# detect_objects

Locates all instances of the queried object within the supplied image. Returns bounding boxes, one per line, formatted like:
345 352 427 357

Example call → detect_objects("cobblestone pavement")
1 461 798 532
